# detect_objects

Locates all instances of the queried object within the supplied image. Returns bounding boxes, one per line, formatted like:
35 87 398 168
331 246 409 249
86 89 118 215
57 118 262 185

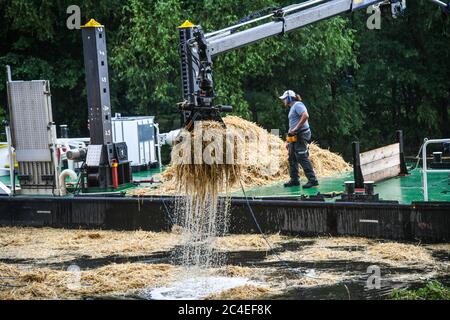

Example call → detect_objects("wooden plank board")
361 153 401 176
360 143 400 166
363 164 401 182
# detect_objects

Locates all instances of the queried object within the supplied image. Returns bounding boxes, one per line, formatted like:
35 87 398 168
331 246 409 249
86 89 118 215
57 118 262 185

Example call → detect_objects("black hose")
238 179 309 280
73 161 86 195
161 196 176 226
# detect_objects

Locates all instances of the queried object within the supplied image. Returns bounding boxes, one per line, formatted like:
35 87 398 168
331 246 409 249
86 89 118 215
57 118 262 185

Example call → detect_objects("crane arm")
207 0 378 57
429 0 450 13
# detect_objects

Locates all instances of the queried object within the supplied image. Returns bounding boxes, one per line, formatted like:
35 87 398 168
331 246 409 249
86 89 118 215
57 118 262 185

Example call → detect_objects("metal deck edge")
0 196 448 243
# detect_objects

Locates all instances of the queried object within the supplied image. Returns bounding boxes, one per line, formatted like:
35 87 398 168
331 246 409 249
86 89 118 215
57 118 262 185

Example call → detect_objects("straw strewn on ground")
168 119 243 199
270 236 437 268
0 227 180 263
0 262 176 300
214 234 285 251
368 243 433 264
1 227 448 300
205 285 270 300
215 266 260 278
0 228 439 268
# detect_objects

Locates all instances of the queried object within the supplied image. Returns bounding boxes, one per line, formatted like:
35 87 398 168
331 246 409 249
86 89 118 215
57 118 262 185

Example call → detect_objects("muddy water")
273 281 404 300
75 246 448 300
143 277 257 300
2 228 448 300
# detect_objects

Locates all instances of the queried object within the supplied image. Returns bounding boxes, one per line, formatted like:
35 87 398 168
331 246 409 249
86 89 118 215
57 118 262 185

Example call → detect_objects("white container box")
0 143 11 176
112 116 159 168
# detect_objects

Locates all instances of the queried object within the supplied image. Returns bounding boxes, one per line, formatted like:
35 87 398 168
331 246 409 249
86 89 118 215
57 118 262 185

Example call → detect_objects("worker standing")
280 90 319 188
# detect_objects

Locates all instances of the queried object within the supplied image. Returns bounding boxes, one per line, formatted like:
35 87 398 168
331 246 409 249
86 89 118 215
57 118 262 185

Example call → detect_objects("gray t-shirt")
288 102 310 132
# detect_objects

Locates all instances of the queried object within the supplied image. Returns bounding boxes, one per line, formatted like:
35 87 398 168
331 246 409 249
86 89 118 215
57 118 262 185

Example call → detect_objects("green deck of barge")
1 166 449 204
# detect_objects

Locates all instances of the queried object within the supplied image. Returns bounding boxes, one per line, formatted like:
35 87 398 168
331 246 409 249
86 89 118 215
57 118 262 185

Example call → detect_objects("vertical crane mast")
178 22 230 130
82 20 113 146
179 21 198 109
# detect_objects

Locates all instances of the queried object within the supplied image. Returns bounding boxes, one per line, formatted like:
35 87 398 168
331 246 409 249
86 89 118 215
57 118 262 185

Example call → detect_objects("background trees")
0 0 448 160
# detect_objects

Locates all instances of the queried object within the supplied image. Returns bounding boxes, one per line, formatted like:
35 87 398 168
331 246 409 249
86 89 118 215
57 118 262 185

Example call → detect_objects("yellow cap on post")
81 19 104 28
178 20 195 29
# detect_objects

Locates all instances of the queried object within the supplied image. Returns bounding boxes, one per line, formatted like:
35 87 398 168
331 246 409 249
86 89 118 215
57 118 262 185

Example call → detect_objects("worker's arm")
289 112 309 135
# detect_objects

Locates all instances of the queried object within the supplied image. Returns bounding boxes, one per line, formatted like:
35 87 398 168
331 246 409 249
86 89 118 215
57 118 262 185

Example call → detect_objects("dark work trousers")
288 130 318 183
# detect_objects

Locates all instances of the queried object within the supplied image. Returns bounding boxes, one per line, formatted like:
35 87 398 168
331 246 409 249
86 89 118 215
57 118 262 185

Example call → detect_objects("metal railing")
422 138 450 201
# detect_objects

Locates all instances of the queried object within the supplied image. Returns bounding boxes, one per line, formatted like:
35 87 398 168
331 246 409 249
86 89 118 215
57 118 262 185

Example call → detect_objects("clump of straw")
0 227 180 263
205 285 270 300
134 116 351 196
169 119 243 200
368 243 433 264
163 119 245 268
216 266 256 278
214 234 285 251
0 262 175 300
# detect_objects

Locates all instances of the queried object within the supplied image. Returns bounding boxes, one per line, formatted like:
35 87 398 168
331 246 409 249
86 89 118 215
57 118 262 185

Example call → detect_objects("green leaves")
111 0 183 109
392 281 450 300
353 0 450 152
0 0 448 157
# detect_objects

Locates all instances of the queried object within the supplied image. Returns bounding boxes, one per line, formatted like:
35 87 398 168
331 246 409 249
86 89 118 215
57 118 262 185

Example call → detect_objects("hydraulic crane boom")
207 0 394 57
178 0 449 130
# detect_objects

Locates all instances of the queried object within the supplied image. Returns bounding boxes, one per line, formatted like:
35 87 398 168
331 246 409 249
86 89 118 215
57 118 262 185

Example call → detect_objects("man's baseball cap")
279 90 296 100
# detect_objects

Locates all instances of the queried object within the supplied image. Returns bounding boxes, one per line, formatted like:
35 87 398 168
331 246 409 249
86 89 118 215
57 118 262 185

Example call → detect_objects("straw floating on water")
368 243 433 264
205 285 270 300
0 227 180 262
1 227 448 300
214 234 285 251
0 262 175 300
